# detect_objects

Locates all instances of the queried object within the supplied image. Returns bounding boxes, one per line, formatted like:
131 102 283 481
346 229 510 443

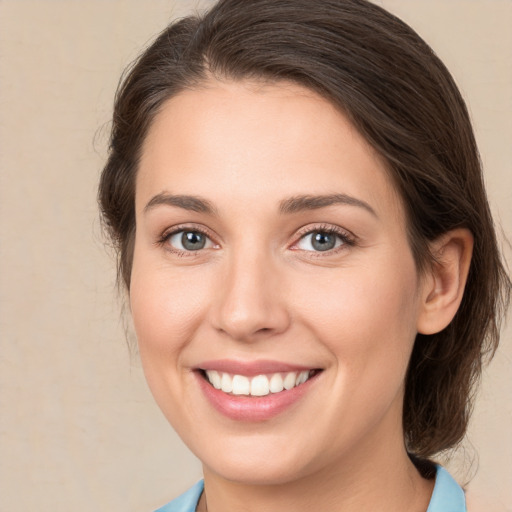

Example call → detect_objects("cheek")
291 260 420 451
128 253 215 425
293 256 420 387
129 250 211 363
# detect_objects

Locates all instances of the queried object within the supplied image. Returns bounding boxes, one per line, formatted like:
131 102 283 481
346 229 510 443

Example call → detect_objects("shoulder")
153 480 204 512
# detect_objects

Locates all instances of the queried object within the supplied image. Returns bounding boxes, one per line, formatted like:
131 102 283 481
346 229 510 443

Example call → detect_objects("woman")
98 0 510 510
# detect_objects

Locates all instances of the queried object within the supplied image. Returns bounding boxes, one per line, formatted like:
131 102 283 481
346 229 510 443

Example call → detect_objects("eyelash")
292 224 356 255
156 223 356 257
156 224 215 258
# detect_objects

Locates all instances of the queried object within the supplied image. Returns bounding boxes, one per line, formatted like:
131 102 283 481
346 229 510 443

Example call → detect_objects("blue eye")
296 230 345 252
167 230 213 251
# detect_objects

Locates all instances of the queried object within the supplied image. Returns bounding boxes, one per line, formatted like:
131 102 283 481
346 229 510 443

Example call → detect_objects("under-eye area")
198 369 323 397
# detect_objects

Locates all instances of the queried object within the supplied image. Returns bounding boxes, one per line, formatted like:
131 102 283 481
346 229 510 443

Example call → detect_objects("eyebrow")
279 194 377 217
144 193 217 215
143 192 376 217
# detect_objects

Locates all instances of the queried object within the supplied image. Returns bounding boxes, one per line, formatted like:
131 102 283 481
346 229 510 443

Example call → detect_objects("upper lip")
196 359 320 376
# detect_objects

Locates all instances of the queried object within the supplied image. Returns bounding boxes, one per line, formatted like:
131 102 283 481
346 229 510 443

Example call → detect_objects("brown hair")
99 0 510 463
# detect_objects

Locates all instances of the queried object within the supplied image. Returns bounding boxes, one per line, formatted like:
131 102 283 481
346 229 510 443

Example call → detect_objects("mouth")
199 369 322 397
194 359 324 421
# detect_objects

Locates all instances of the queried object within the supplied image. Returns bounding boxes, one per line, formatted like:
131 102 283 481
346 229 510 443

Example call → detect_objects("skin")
130 80 473 512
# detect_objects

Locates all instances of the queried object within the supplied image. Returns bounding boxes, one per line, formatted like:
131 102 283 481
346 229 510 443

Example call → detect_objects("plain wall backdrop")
0 1 510 511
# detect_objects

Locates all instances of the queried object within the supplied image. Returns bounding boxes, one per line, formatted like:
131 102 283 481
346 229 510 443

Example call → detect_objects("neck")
200 427 434 512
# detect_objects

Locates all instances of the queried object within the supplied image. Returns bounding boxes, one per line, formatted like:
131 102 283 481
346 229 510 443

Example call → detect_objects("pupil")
312 232 335 251
182 231 205 250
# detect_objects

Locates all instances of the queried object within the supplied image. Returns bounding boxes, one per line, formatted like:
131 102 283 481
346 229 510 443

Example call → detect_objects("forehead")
137 80 403 221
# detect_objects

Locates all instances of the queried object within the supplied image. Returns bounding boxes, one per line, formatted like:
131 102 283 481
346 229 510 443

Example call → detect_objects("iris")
311 231 336 251
181 231 206 250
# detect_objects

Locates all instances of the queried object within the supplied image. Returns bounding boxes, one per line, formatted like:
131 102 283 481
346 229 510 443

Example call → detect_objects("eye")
295 230 348 252
167 230 214 251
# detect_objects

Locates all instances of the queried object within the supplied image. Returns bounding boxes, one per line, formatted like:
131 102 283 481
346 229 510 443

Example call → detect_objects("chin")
194 432 323 486
205 458 310 486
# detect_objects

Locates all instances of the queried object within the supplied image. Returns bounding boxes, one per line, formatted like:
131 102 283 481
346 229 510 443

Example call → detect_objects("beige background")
0 1 510 511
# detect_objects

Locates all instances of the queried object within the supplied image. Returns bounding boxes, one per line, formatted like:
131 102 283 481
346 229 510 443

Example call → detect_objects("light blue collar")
427 465 466 512
154 480 204 512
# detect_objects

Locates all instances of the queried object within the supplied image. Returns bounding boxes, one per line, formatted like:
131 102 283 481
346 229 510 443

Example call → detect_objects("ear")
417 228 474 335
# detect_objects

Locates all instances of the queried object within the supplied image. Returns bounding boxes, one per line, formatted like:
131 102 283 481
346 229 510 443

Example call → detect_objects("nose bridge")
213 241 289 341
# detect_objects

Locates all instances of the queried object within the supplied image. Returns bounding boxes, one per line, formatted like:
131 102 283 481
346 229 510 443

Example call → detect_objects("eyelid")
290 223 356 252
157 223 219 256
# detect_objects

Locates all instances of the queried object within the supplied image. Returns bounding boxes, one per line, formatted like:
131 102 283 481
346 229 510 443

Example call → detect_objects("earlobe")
417 228 474 335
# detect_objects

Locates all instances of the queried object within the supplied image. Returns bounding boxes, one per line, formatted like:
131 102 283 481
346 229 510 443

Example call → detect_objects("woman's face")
131 81 427 484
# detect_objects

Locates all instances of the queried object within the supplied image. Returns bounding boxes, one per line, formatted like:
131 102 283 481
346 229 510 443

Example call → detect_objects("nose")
211 249 291 342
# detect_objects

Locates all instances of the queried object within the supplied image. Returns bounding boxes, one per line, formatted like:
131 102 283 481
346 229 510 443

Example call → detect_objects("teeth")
232 375 250 395
221 372 233 393
251 375 269 396
283 372 296 390
205 370 314 397
269 373 284 393
208 370 221 389
297 370 309 385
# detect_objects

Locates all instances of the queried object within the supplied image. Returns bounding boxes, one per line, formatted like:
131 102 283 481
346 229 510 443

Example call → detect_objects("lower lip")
195 371 320 422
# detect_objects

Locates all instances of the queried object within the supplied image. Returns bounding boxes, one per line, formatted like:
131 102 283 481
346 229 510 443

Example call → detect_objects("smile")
203 370 316 397
195 360 323 421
